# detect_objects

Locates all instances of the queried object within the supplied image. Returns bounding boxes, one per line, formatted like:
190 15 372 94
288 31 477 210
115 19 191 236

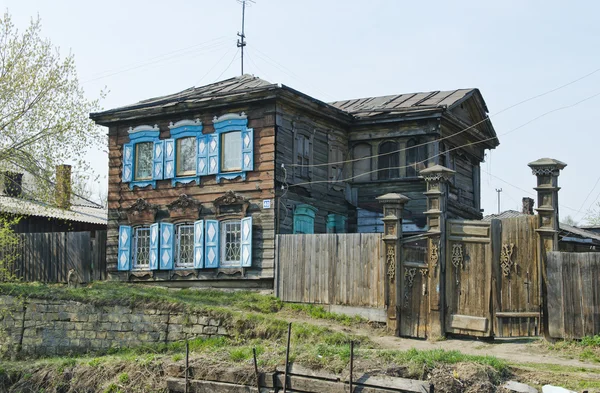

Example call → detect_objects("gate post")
377 193 410 335
528 158 567 338
420 165 455 339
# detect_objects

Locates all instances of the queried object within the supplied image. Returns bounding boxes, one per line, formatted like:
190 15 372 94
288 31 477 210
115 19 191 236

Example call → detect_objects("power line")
284 66 600 169
194 47 236 87
214 49 240 82
245 48 273 81
285 89 600 188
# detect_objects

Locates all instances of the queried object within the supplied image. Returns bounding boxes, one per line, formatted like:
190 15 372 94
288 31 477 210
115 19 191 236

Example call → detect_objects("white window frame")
132 226 151 270
220 219 242 267
175 223 195 268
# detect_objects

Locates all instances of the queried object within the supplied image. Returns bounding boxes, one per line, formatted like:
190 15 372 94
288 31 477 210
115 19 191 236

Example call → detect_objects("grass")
544 334 600 363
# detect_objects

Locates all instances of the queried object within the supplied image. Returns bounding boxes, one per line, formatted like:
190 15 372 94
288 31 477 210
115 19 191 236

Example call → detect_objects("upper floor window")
221 131 242 172
352 143 372 181
132 226 151 269
134 142 153 181
175 223 194 268
296 134 311 178
407 138 427 177
378 141 399 180
329 142 344 186
176 137 197 177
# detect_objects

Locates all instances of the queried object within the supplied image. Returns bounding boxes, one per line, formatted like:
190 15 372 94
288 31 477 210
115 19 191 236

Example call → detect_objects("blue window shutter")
241 128 254 172
153 140 164 180
122 144 133 183
241 217 252 267
164 139 175 179
207 134 220 175
204 220 219 268
193 220 204 268
117 225 132 271
159 222 175 269
197 135 208 176
149 223 159 270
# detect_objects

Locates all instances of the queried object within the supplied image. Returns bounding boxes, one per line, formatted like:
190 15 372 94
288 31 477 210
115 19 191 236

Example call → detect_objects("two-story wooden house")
90 74 498 289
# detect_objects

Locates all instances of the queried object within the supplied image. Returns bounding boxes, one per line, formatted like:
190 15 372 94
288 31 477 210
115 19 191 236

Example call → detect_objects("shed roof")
0 196 107 226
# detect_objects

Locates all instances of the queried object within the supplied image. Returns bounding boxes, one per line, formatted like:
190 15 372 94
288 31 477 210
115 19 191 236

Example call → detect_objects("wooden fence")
275 233 385 316
547 251 600 339
1 230 107 283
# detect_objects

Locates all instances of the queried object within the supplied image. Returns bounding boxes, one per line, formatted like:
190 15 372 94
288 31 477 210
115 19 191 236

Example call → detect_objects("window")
132 226 151 269
221 131 242 172
175 223 194 268
329 143 344 187
221 220 242 267
296 134 310 178
176 137 197 176
135 142 153 181
293 204 317 234
352 143 371 181
406 139 427 177
378 141 399 180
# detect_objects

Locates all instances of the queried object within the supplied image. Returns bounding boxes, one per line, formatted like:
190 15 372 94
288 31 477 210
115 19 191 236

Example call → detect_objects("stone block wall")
0 296 229 357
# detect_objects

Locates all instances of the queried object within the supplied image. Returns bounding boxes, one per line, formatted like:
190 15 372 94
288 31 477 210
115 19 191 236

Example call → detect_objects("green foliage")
546 334 600 363
284 303 366 325
0 215 21 283
117 373 129 384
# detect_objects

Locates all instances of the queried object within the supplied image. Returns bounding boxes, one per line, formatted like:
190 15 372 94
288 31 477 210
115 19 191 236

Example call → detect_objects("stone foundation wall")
0 296 229 357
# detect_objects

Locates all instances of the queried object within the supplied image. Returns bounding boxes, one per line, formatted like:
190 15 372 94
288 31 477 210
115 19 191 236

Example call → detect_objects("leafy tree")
561 215 579 227
0 11 105 278
0 11 105 203
585 203 600 226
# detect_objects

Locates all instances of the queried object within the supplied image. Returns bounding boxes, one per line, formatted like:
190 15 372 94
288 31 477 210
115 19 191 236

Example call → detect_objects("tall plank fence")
1 231 107 283
275 233 386 319
547 251 600 339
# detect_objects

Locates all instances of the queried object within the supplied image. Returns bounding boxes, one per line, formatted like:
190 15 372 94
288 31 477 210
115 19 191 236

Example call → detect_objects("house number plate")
263 199 272 209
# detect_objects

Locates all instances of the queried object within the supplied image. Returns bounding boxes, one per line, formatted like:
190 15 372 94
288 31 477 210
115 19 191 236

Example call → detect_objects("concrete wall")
0 296 229 357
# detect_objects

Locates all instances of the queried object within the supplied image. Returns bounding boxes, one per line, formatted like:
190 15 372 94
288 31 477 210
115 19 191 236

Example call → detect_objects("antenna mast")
237 0 255 75
495 188 503 214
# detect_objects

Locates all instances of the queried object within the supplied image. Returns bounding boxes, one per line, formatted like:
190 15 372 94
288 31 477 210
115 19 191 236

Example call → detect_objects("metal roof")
0 196 107 225
328 89 480 118
482 210 526 221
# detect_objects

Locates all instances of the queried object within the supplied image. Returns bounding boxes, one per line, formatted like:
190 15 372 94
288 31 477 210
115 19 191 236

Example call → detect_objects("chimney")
55 164 72 209
3 171 23 197
522 197 534 215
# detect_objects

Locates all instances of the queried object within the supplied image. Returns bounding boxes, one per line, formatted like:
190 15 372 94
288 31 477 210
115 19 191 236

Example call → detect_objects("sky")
3 0 600 223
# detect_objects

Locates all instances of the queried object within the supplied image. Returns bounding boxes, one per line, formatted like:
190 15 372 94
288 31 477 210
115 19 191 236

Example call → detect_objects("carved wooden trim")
126 198 159 225
403 267 417 308
129 271 153 279
451 243 464 270
386 243 396 281
430 238 439 268
500 243 515 278
167 194 202 222
170 270 196 279
213 190 249 219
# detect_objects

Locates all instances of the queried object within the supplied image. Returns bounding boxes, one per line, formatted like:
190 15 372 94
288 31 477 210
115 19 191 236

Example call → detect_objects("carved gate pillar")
528 158 567 337
377 193 410 335
420 165 455 339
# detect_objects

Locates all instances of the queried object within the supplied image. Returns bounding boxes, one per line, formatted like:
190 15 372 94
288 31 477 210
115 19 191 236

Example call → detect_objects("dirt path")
282 314 600 370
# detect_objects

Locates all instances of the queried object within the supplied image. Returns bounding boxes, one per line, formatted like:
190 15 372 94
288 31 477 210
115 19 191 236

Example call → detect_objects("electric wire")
194 46 236 87
214 48 240 83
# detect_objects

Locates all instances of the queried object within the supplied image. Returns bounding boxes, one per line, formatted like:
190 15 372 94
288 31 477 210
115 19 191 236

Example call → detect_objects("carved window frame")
351 142 373 182
292 122 314 183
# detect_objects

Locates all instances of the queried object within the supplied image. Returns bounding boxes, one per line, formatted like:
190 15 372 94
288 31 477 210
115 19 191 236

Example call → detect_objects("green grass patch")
545 335 600 363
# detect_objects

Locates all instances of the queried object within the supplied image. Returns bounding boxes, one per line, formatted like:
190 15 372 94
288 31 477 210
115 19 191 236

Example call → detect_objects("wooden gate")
398 234 429 338
445 219 493 337
493 216 541 337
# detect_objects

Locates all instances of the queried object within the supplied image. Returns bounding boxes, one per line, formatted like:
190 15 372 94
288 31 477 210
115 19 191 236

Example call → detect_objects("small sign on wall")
263 199 272 209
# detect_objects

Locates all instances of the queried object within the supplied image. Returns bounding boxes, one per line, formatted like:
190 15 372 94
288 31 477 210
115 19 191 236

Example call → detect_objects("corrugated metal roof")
0 196 107 225
560 223 600 243
482 210 526 221
328 89 477 118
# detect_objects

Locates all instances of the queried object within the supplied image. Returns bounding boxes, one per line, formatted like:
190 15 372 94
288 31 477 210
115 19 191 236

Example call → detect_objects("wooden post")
283 322 292 393
349 340 354 393
528 158 566 338
377 193 410 336
185 340 189 393
420 165 455 339
253 347 261 392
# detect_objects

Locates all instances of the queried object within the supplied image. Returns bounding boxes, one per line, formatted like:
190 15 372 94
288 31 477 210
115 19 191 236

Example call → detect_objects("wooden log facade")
91 75 498 289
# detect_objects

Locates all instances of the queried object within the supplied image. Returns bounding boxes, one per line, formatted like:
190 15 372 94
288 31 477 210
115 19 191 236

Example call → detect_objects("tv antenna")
495 188 503 214
237 0 255 75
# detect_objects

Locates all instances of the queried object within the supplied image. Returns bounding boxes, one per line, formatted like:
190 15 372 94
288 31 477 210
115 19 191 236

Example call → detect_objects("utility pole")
237 0 255 75
495 188 503 214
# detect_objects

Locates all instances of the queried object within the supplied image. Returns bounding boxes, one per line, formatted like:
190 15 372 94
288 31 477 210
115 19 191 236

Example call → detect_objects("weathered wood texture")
547 251 600 339
445 219 493 337
399 237 429 338
1 231 106 283
494 215 540 337
107 103 276 284
274 102 352 234
276 233 385 309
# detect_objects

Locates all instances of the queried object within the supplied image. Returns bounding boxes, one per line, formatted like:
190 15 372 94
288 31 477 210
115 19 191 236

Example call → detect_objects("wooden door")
445 220 493 337
493 216 541 337
398 235 429 338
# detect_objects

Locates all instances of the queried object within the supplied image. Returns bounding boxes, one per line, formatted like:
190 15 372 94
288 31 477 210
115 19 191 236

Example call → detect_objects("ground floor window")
175 223 194 268
133 226 151 269
221 220 241 267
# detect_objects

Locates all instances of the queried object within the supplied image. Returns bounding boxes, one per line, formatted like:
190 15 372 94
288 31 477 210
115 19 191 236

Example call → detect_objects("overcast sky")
4 0 600 222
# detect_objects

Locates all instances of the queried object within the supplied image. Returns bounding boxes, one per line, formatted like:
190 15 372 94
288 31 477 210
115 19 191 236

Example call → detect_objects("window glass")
221 220 241 266
296 135 310 177
176 137 196 176
133 226 150 269
352 144 371 181
221 132 242 172
378 141 399 180
407 139 428 177
175 223 194 268
135 142 153 180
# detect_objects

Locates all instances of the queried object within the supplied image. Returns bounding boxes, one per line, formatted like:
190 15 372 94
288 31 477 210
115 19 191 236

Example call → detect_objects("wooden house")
90 75 498 289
